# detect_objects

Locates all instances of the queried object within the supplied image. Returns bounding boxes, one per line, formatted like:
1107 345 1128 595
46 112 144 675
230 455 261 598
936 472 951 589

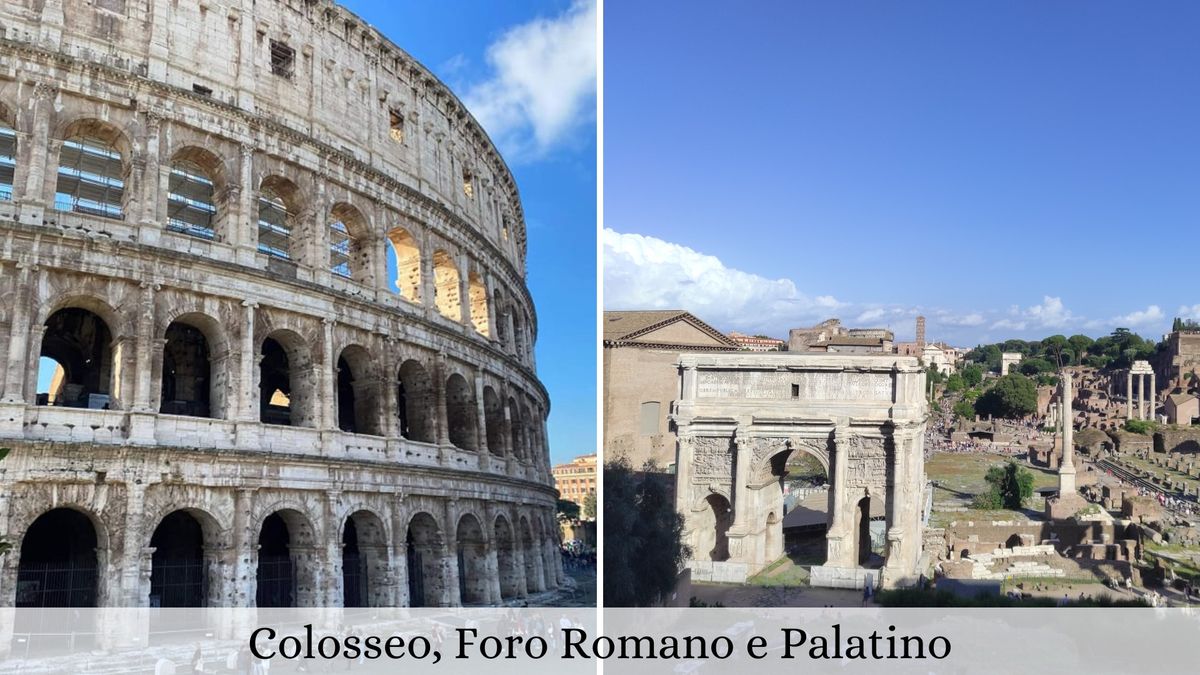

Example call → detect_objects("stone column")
1142 369 1152 417
321 318 336 431
235 145 257 266
473 374 489 459
826 426 853 567
238 301 258 421
442 499 461 607
484 274 499 345
729 431 752 534
458 256 473 329
1136 374 1144 421
120 481 149 606
435 354 450 447
132 283 157 412
1059 371 1077 496
324 491 344 608
20 85 54 206
1 263 34 405
1126 371 1134 419
137 111 164 243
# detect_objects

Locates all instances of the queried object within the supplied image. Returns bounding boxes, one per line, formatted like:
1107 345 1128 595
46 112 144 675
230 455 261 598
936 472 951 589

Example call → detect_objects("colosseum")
0 0 565 609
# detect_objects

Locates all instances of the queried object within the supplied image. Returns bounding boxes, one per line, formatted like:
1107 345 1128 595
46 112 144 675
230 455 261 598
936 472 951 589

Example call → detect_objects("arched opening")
257 176 299 260
483 387 504 456
853 496 882 567
508 397 526 461
0 117 15 201
342 510 388 607
468 271 490 337
17 508 99 607
336 346 380 436
160 321 211 418
703 494 732 562
397 359 434 443
386 227 421 302
749 444 832 574
493 516 520 600
456 514 488 606
519 517 545 593
406 513 445 607
445 373 478 451
38 307 114 408
259 332 314 427
166 153 220 240
432 249 461 321
341 518 364 607
256 513 293 607
329 203 372 283
149 510 206 607
55 123 127 219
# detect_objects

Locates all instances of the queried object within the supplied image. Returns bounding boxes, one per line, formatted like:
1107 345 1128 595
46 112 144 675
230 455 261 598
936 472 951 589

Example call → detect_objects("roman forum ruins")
673 353 928 589
0 0 562 608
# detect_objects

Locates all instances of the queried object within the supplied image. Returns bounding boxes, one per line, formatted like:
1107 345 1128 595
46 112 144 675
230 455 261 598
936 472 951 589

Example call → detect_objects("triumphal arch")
673 353 928 589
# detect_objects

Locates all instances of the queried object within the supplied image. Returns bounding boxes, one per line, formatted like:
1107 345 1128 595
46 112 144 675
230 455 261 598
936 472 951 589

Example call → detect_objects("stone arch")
445 372 478 451
259 328 317 427
257 175 302 260
148 508 222 607
432 249 461 321
341 509 389 607
16 506 106 607
492 514 520 600
483 386 504 456
336 343 382 436
397 358 435 443
518 515 545 593
386 226 421 303
54 118 132 220
467 270 490 337
405 511 447 607
38 299 120 409
157 310 231 418
455 513 489 605
255 507 319 607
703 493 732 562
166 145 227 241
329 202 374 284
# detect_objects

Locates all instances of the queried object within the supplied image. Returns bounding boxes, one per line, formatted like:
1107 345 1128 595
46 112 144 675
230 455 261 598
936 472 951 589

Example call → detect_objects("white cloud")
1025 296 1073 328
1112 305 1164 327
937 311 986 327
1179 304 1200 319
991 318 1028 331
603 229 842 334
856 308 886 323
462 0 596 160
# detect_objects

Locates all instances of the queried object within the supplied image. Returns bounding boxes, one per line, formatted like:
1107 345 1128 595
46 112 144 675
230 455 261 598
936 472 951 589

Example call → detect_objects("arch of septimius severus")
672 353 928 589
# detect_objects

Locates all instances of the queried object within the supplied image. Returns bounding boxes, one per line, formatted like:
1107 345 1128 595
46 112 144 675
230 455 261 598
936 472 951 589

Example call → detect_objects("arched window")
468 271 490 337
167 160 217 239
329 220 352 277
386 227 421 302
0 121 15 201
432 249 461 321
56 135 125 219
38 307 115 408
257 177 298 260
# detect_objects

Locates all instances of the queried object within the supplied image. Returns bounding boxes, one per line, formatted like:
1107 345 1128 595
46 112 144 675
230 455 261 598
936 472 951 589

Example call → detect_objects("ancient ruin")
1128 360 1156 420
672 353 928 589
0 0 561 609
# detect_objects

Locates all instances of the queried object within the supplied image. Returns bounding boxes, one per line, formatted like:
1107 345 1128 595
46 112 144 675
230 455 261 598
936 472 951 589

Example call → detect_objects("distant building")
603 310 740 472
788 318 893 353
1158 330 1200 389
1165 393 1199 425
553 454 597 507
728 331 785 352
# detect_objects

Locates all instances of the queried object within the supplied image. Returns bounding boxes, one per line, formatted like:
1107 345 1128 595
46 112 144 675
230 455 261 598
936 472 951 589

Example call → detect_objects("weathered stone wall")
602 346 680 470
1154 427 1200 455
0 0 561 607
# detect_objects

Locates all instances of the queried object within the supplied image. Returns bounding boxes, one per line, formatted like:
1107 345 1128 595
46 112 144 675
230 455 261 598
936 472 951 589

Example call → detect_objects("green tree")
1041 335 1068 369
604 458 690 606
1067 334 1094 363
961 364 983 387
944 373 965 393
952 400 975 420
974 460 1034 510
974 374 1037 419
582 492 597 520
1018 357 1055 376
557 499 580 522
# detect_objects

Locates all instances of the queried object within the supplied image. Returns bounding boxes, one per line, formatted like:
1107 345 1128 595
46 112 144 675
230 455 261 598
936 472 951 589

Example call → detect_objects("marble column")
1059 371 1076 496
1149 373 1156 420
1126 371 1134 419
1136 374 1143 421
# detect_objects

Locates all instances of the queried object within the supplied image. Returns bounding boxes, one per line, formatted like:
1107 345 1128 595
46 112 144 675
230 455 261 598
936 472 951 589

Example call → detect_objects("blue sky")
342 1 598 464
37 1 597 465
604 1 1200 349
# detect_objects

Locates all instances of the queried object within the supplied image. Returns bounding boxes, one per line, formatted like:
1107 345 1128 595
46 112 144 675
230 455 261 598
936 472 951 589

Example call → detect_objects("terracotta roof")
603 310 740 349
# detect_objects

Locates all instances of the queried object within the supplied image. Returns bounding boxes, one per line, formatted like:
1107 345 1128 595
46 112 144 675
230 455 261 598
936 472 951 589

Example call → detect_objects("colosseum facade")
0 0 565 609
